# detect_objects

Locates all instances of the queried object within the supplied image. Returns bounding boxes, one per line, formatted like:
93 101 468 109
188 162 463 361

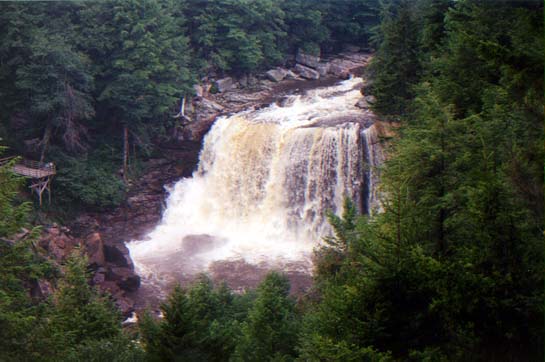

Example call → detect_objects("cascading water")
128 77 382 287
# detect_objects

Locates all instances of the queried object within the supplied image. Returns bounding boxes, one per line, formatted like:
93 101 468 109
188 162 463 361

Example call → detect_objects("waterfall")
128 77 382 284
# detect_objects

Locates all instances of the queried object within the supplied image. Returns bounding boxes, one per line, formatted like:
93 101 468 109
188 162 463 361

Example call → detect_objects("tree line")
0 0 379 211
0 0 542 360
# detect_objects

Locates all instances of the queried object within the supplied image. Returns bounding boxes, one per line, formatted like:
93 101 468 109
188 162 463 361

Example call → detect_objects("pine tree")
370 0 422 117
80 0 192 181
233 272 299 362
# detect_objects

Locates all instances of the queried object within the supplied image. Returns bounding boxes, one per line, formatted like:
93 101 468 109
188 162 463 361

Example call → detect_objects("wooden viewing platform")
0 157 56 206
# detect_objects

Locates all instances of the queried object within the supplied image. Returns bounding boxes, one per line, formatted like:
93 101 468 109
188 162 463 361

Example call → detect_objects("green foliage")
0 150 30 237
62 336 145 362
140 276 243 361
370 0 422 117
233 272 299 362
184 0 287 75
53 147 126 210
304 1 544 360
52 252 121 340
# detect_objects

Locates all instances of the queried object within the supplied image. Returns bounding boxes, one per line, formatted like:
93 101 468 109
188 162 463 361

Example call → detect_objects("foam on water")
128 77 382 283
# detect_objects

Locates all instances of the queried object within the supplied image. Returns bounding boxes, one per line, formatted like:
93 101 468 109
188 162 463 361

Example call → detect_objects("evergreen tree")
370 0 422 117
140 276 241 361
44 251 125 360
80 0 192 180
0 148 52 361
233 272 299 362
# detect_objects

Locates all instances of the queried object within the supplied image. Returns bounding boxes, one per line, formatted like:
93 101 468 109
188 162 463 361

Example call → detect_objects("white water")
128 77 382 283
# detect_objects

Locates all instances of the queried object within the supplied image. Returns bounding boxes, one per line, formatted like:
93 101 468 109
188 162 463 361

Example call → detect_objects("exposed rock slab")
296 50 320 69
295 64 320 80
215 77 235 93
266 67 289 82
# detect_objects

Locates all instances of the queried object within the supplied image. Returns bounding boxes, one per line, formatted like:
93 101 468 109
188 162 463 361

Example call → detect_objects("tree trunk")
123 125 129 183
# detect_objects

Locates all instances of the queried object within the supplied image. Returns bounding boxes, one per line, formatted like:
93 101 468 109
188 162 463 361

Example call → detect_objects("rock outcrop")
266 68 289 82
215 77 236 93
295 50 320 69
295 64 320 80
37 223 139 316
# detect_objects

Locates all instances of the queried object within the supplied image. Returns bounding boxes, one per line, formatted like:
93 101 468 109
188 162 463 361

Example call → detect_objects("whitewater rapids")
128 77 382 285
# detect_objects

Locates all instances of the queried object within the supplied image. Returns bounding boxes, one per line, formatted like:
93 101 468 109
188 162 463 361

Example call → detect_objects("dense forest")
0 0 378 211
1 0 543 361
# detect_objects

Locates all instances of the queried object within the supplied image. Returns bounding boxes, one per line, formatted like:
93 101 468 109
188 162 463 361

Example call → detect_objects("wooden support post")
29 177 51 206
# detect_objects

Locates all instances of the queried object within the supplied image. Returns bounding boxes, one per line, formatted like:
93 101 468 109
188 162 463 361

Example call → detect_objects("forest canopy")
0 0 543 361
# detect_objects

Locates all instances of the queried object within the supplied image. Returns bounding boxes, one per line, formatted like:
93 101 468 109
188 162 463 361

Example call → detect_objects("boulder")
103 243 132 267
193 84 204 97
265 68 289 82
295 64 320 80
284 70 299 80
215 77 235 93
39 227 77 261
106 267 141 292
85 232 105 267
365 95 377 104
198 98 224 113
316 63 330 77
296 50 320 69
329 63 350 79
355 98 369 109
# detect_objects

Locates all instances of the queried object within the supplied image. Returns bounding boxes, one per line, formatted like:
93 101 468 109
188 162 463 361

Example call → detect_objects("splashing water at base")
128 77 382 287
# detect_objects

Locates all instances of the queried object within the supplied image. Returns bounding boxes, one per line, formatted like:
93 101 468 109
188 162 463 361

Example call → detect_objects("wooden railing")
18 159 56 173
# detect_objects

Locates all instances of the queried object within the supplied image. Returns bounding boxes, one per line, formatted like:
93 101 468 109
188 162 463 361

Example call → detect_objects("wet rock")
107 267 141 292
104 244 132 267
199 98 224 113
39 226 77 261
278 95 296 107
296 50 320 69
115 295 135 317
86 232 105 267
356 98 370 109
316 63 330 77
365 95 377 104
295 64 320 80
215 77 235 93
284 70 299 80
266 67 289 82
329 63 350 79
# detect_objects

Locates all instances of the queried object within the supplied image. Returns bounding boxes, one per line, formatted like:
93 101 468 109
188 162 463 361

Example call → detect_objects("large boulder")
85 232 105 267
329 63 350 79
316 63 330 77
284 70 299 80
296 50 320 69
265 68 289 82
103 243 132 268
295 64 320 80
215 77 235 93
106 267 141 292
39 225 77 261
